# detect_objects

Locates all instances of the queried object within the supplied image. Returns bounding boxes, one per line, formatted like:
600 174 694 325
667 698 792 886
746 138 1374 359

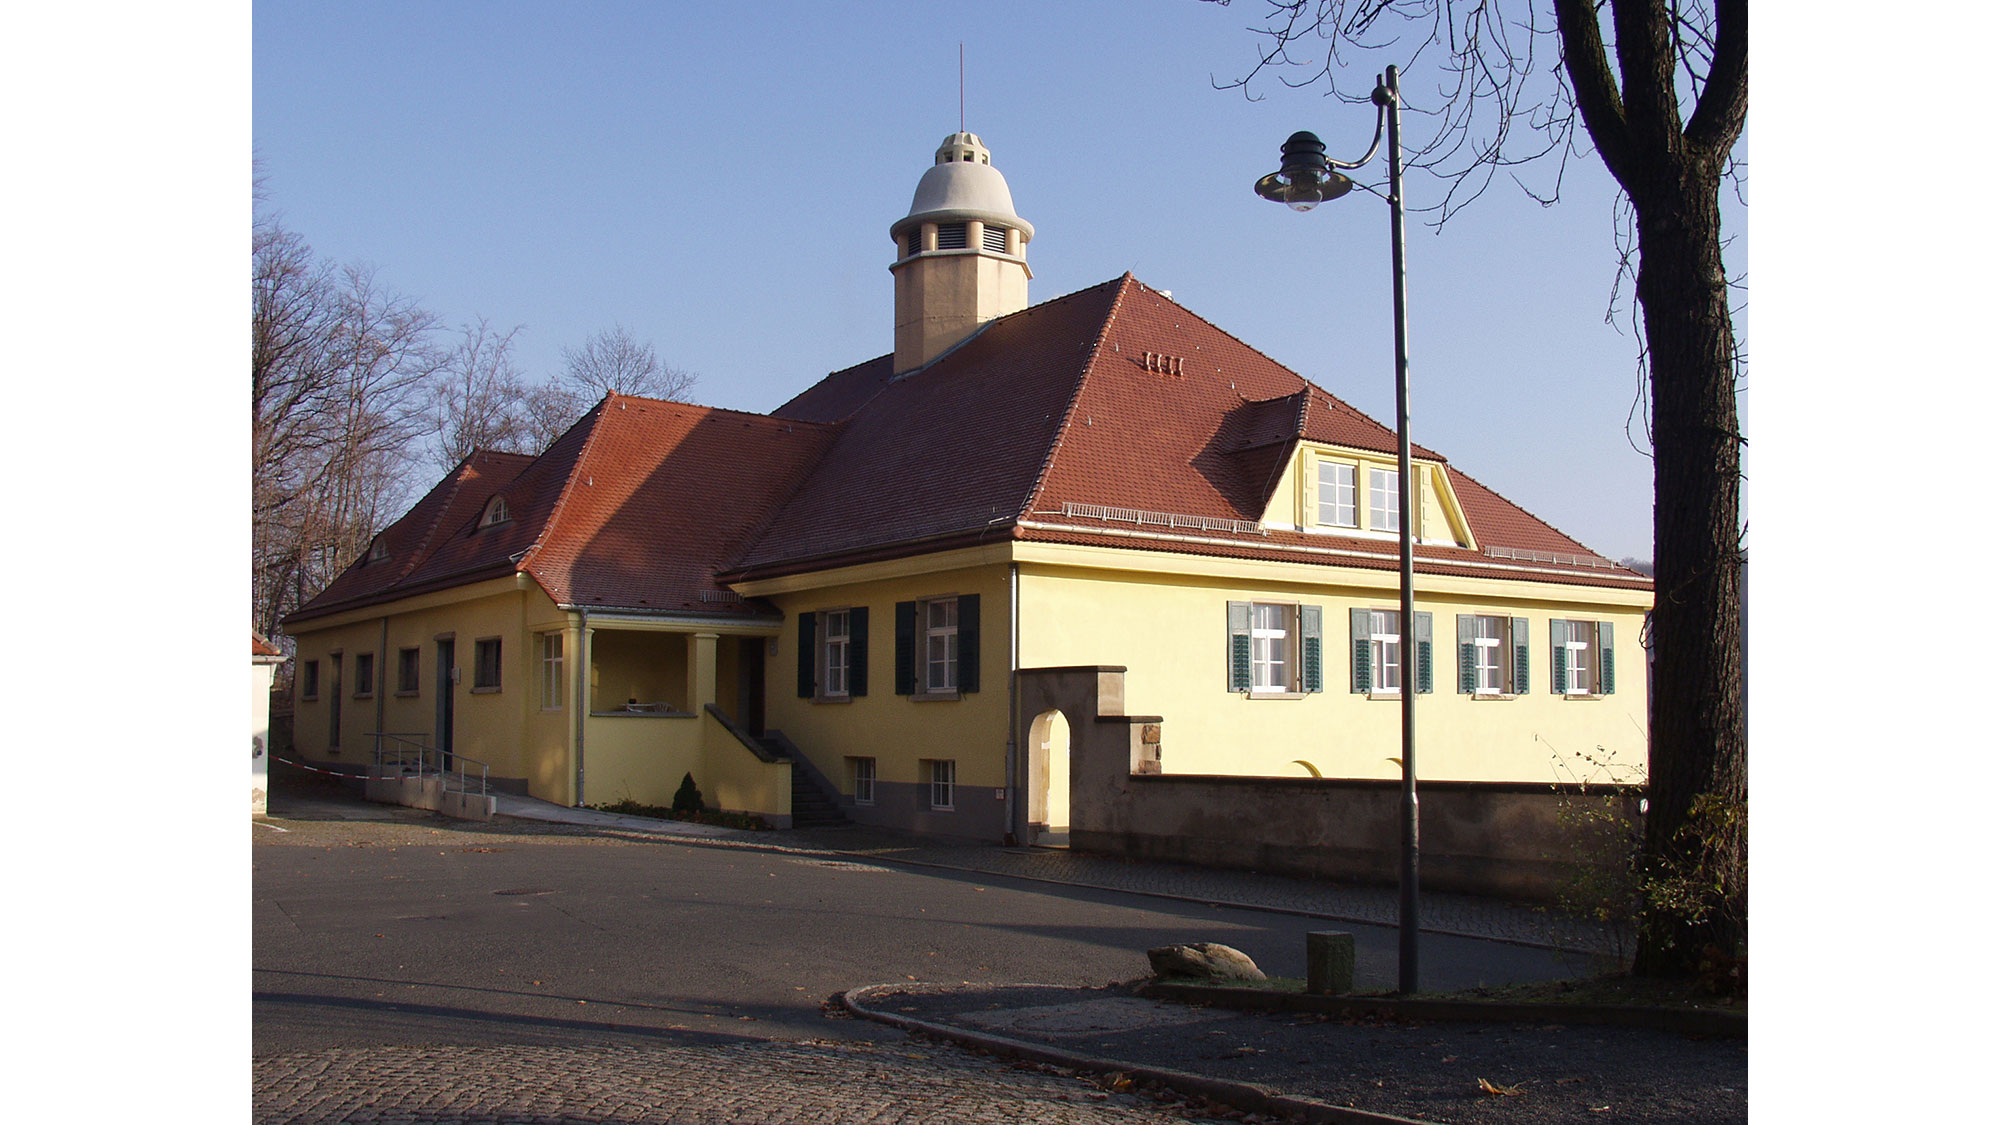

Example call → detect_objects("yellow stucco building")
283 132 1650 843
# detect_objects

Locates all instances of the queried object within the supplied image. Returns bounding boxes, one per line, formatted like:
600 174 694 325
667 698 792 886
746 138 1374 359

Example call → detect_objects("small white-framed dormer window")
481 496 511 529
368 536 389 562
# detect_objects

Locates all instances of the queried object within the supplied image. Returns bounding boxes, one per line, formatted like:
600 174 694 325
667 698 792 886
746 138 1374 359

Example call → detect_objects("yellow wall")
1016 559 1648 784
591 631 690 711
761 562 1013 799
581 714 704 807
288 578 582 805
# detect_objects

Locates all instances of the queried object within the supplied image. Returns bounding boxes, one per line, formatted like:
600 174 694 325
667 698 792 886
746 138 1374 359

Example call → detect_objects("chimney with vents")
889 133 1034 374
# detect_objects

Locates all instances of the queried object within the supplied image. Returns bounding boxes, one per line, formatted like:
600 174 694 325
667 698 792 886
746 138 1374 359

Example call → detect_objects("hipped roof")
288 274 1644 629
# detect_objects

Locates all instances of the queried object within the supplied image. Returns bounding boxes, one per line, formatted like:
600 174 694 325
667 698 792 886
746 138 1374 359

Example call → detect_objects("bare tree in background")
430 318 530 471
1210 0 1745 978
520 324 699 452
252 211 442 642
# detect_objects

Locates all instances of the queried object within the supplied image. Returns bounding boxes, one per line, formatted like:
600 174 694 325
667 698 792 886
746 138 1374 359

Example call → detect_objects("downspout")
1004 562 1019 844
375 616 389 747
572 609 589 806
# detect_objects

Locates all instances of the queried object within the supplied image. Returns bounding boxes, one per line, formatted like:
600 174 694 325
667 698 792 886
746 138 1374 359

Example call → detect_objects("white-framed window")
925 599 958 694
927 759 956 810
1473 617 1503 693
822 610 850 698
1316 460 1357 528
397 647 421 695
539 633 564 710
1553 619 1615 696
1369 467 1400 533
1370 610 1402 695
1250 603 1292 693
354 652 375 699
481 496 511 528
1351 607 1432 694
849 756 876 805
1226 602 1323 694
301 660 320 701
895 596 978 697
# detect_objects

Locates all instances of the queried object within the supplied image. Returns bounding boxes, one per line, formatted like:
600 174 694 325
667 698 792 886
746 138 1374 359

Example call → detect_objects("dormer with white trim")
1259 442 1476 549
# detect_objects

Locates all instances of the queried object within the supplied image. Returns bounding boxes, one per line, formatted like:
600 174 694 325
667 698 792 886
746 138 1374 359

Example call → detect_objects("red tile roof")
252 632 284 658
284 395 837 624
289 274 1644 628
727 275 1646 590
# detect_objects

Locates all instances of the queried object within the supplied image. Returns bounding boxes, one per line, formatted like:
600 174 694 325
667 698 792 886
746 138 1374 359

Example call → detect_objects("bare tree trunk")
1630 172 1747 976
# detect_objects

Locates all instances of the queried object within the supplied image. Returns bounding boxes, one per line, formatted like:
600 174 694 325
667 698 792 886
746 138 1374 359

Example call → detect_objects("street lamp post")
1255 66 1421 995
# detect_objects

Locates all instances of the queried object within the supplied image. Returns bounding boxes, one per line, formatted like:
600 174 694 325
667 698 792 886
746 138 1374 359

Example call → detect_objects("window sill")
300 696 318 703
929 805 956 812
1245 690 1307 700
1563 693 1607 701
813 694 853 705
1470 693 1519 701
912 691 962 702
1367 692 1404 701
395 690 420 698
470 686 502 695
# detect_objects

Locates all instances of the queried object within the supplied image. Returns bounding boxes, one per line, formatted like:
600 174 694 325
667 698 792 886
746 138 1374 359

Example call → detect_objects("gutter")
1015 518 1650 587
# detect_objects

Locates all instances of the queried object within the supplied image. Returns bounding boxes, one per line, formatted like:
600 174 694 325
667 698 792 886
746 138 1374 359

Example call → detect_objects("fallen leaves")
1478 1077 1527 1097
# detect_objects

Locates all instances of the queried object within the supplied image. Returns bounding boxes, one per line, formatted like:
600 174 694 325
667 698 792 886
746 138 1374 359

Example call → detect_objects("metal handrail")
367 731 490 798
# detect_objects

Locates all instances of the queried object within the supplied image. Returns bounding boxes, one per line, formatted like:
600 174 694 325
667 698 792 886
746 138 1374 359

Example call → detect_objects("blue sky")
251 0 1733 563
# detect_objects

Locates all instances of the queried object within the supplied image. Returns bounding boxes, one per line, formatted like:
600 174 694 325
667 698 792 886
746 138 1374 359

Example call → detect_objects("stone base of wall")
1076 774 1638 904
364 774 499 822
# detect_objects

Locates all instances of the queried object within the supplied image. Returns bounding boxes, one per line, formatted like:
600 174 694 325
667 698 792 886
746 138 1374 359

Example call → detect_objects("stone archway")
1027 708 1072 846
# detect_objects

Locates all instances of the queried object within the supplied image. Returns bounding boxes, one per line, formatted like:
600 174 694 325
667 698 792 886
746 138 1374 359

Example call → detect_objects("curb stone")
840 982 1440 1125
1139 982 1747 1038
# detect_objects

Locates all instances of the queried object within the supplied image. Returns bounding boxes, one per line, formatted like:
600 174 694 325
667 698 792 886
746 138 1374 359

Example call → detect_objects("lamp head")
1254 131 1355 212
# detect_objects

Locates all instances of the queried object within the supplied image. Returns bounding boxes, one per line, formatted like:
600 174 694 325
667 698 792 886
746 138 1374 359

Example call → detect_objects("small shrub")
672 772 705 814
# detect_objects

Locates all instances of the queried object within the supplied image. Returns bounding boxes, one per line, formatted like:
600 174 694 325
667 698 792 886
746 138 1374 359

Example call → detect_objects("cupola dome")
889 133 1035 374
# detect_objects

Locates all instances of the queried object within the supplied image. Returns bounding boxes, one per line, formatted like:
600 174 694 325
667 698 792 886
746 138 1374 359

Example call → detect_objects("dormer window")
368 537 389 563
481 496 511 529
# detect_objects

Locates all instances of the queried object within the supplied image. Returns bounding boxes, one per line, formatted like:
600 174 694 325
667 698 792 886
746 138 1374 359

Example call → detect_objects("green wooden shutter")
796 612 817 698
1350 607 1372 693
1226 602 1251 691
848 606 869 697
1550 619 1569 694
1512 617 1530 694
1456 615 1475 693
1300 604 1323 693
1414 611 1433 694
1597 620 1614 694
957 594 980 693
893 601 916 695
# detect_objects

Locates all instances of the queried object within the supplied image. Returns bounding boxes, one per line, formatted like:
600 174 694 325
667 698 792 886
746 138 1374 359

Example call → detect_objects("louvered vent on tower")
936 222 968 250
982 225 1009 253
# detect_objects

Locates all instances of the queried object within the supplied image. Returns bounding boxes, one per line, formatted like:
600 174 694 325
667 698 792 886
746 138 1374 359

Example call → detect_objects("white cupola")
889 132 1034 374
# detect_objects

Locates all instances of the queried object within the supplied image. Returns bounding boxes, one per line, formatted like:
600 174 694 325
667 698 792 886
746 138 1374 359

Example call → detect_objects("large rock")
1146 942 1267 983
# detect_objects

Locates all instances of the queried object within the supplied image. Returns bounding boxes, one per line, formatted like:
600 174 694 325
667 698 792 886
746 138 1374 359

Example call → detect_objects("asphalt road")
254 805 1581 1058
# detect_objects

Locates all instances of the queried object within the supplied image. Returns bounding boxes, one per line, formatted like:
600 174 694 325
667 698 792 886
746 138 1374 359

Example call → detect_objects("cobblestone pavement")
252 1038 1240 1124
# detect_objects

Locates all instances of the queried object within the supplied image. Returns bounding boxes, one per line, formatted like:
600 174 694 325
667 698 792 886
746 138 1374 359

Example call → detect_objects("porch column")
689 632 720 712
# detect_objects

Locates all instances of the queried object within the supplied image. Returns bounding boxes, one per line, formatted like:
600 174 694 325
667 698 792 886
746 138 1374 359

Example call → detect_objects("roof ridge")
517 396 614 587
395 450 490 582
1013 274 1138 523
